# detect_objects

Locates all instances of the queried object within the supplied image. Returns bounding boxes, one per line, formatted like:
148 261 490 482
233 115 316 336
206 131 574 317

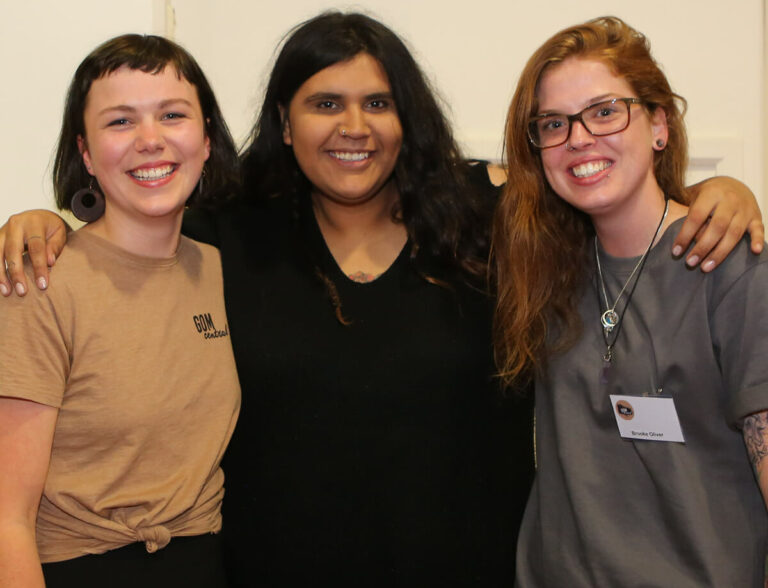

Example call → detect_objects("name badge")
609 394 685 443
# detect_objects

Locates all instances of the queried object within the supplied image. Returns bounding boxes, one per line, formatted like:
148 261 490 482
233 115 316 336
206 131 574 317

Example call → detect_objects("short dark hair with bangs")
53 34 239 211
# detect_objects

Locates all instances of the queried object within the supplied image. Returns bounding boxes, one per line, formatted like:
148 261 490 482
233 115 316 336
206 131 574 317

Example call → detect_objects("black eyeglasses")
527 97 644 149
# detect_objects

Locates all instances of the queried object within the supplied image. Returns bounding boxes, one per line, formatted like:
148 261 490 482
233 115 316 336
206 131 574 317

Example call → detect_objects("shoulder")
484 163 508 188
212 194 292 234
465 160 504 199
177 235 224 278
711 236 768 281
23 231 94 293
179 234 220 257
182 206 218 245
706 236 768 305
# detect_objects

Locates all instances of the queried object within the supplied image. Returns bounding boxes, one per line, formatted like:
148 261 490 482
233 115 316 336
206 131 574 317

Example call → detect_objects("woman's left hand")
673 176 764 272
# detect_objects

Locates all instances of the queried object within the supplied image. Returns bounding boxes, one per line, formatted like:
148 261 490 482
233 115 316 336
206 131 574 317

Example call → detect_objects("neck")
83 209 183 258
591 177 674 256
311 181 408 278
311 180 401 238
594 197 689 258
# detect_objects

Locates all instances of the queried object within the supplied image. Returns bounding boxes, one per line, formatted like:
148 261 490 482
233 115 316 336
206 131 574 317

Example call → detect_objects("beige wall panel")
0 0 764 222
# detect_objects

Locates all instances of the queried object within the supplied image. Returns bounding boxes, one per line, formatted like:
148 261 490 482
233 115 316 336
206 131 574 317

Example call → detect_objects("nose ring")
339 128 348 137
565 142 576 151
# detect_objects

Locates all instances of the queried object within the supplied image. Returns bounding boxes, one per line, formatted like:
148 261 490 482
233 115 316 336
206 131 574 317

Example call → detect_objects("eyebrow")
303 91 394 103
96 98 195 116
537 93 618 115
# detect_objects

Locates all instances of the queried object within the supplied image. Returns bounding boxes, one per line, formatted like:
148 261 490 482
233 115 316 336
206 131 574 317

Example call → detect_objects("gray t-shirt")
516 219 768 587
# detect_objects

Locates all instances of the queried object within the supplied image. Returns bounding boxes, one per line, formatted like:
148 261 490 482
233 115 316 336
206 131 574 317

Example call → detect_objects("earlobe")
203 118 212 161
651 107 668 151
278 105 292 146
77 135 95 175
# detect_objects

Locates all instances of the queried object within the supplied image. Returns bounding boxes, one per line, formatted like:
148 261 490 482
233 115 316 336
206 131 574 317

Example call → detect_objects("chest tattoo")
348 270 381 284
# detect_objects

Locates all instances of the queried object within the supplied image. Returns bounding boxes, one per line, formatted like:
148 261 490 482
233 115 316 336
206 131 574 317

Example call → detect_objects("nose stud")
339 128 348 137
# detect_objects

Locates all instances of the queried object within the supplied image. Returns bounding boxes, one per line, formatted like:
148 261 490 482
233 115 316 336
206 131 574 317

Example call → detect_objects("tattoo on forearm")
743 412 768 478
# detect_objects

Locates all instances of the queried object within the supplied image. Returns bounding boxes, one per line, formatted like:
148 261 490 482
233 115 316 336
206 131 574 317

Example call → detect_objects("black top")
183 170 533 586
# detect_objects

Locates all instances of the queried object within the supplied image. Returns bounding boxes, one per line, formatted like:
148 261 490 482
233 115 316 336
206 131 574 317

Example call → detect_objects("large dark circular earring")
71 179 105 222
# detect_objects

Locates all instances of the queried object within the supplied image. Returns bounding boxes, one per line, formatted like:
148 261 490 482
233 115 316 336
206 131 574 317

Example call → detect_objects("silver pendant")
601 309 619 332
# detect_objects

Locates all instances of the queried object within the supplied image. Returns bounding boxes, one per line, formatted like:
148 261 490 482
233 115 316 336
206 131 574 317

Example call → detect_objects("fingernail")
672 245 682 257
0 283 9 296
37 276 48 290
686 255 699 267
702 260 716 272
15 282 26 296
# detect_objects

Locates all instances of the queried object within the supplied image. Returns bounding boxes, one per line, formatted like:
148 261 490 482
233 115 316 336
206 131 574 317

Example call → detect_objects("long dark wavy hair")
53 34 240 211
493 16 689 386
240 12 493 321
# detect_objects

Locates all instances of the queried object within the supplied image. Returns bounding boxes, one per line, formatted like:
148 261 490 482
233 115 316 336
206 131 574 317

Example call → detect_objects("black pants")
42 533 227 588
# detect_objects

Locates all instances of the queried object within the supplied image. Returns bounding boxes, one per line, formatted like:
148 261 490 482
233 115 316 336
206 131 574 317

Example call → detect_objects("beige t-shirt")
0 230 240 563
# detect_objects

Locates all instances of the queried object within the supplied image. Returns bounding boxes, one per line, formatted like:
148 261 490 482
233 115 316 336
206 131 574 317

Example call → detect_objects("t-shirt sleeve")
0 265 69 408
711 253 768 426
465 159 503 203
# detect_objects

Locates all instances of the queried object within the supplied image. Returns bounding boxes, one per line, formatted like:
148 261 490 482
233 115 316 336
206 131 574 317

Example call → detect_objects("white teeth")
331 151 369 162
571 160 611 178
130 165 174 180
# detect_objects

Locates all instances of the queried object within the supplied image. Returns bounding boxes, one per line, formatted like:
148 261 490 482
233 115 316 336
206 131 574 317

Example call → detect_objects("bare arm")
484 166 763 273
0 397 58 587
674 177 764 272
0 210 69 297
742 410 768 510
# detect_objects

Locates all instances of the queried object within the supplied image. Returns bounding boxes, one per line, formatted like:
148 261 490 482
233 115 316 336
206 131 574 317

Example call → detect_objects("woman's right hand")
0 210 68 297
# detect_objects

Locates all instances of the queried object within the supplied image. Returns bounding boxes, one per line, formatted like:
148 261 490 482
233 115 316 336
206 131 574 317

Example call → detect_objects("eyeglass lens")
530 99 631 148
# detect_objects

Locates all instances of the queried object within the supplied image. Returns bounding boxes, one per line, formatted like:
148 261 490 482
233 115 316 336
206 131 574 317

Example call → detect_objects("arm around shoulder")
0 209 69 298
674 177 764 272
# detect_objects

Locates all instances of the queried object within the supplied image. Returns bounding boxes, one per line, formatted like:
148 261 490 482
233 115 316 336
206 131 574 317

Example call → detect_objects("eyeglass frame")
527 97 645 149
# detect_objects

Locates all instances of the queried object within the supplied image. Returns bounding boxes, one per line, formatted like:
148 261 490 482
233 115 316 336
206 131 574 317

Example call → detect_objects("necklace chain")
595 199 670 338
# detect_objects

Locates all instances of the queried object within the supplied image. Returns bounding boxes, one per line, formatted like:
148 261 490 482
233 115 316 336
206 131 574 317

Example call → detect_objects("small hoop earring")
71 179 105 222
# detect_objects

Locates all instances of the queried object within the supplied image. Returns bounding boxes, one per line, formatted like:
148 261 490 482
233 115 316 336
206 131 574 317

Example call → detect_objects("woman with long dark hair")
0 11 763 586
189 14 526 584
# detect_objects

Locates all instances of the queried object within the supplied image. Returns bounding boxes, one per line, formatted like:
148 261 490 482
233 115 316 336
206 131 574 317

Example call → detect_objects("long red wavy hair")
492 16 689 387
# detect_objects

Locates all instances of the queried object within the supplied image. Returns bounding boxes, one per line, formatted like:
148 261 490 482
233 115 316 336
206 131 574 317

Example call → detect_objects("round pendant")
601 309 619 332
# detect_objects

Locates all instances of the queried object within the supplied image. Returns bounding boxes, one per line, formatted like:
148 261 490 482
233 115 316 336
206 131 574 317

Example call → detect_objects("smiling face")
79 66 210 226
281 52 403 207
536 58 667 222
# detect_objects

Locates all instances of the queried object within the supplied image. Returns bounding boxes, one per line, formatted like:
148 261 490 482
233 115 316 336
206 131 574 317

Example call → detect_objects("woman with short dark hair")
0 12 763 586
0 34 240 587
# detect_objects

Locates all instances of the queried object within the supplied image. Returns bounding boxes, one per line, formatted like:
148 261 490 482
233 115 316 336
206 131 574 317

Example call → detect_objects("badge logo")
615 399 634 420
192 312 230 340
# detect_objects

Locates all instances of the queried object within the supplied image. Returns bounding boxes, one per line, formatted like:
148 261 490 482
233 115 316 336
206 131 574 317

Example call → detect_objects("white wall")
1 0 764 224
0 0 159 224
